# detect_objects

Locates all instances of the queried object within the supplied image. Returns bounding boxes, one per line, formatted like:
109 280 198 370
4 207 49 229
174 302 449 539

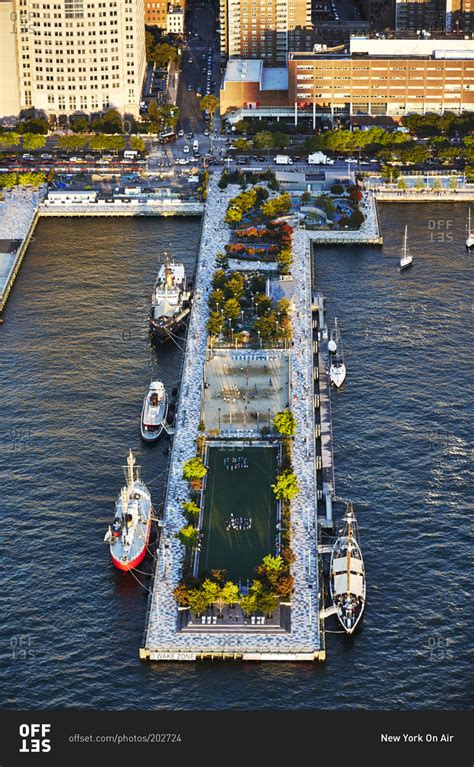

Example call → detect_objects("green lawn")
200 446 278 582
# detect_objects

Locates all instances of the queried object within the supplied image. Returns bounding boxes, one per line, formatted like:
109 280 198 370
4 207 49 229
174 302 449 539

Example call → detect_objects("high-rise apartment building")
0 0 146 119
395 0 445 30
360 0 396 29
445 0 472 31
219 0 314 64
395 0 472 31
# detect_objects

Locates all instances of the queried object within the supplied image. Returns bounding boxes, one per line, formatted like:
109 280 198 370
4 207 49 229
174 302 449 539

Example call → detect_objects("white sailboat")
399 225 413 271
330 502 366 634
329 317 346 389
466 208 474 250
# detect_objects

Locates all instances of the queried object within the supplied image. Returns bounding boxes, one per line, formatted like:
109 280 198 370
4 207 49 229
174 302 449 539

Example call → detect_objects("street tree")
130 136 145 152
200 94 219 120
0 133 20 149
58 134 88 151
22 133 46 150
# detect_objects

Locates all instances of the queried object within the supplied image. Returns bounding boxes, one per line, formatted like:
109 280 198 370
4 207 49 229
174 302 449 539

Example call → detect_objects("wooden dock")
312 293 336 527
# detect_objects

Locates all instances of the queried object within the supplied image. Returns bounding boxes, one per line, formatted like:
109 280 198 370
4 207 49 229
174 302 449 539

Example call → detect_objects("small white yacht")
140 381 168 442
329 318 346 389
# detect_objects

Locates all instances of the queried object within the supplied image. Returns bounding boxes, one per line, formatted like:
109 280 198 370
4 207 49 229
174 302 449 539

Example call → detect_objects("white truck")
308 152 334 165
274 155 293 165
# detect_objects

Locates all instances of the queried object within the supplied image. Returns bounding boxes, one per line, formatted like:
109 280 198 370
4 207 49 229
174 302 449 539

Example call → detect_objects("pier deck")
141 179 323 661
0 188 43 316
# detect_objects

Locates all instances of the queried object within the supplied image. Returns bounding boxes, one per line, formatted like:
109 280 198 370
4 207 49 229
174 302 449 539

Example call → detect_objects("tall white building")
0 0 146 118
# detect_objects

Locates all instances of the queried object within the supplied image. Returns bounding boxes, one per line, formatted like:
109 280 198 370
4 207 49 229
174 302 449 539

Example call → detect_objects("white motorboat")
329 317 346 389
399 225 413 271
140 380 168 442
330 502 366 634
466 208 474 250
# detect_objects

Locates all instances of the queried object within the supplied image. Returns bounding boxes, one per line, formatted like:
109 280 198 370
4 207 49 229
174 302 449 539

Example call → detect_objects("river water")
1 206 471 709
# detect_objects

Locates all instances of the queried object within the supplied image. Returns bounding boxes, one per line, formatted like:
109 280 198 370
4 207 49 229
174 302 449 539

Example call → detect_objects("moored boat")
141 380 168 442
399 225 413 271
329 317 346 389
466 208 474 250
330 502 366 634
104 450 152 571
149 254 192 344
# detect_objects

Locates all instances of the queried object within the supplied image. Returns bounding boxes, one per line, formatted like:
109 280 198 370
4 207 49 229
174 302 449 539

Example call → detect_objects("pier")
0 190 202 316
140 177 324 662
0 188 43 316
304 191 383 245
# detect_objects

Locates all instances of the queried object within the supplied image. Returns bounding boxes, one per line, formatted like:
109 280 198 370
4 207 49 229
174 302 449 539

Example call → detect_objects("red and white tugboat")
104 450 152 571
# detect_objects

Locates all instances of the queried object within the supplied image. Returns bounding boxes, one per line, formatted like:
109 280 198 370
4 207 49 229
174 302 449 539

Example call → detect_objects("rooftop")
261 67 288 91
224 59 263 84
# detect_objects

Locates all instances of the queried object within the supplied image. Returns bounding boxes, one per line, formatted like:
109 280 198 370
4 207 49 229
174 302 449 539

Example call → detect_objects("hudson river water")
1 206 471 709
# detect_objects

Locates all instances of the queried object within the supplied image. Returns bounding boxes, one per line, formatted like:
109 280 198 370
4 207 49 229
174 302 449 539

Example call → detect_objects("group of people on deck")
226 513 252 532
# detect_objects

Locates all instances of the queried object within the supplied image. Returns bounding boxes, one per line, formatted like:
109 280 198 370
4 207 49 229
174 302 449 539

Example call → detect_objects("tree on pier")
182 456 207 482
261 193 291 219
240 593 257 617
223 297 241 321
271 470 299 502
273 410 297 437
182 500 201 523
187 588 211 616
177 524 200 548
207 311 224 339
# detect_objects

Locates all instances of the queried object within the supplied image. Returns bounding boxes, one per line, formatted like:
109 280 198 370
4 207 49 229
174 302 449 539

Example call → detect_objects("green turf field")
199 446 278 582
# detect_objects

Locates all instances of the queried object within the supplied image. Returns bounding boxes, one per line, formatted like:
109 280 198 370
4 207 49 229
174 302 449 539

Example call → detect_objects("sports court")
199 445 279 582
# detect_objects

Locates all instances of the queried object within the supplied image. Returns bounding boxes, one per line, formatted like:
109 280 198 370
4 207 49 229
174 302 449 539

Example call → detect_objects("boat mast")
346 502 352 597
403 225 408 260
127 450 136 489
